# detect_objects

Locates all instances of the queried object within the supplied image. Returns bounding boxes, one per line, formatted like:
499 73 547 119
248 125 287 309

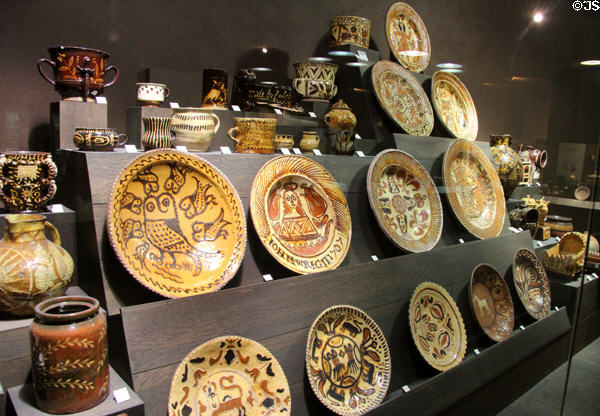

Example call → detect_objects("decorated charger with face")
306 305 391 416
470 264 515 342
371 60 434 136
513 248 551 320
431 71 478 140
169 336 291 415
367 149 442 252
250 155 351 274
409 282 467 371
443 139 506 239
386 2 431 72
107 149 246 298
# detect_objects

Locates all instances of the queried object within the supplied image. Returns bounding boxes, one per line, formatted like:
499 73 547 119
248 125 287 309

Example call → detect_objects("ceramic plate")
470 264 514 342
371 60 434 136
107 150 246 298
513 248 551 320
443 139 505 239
367 149 442 252
386 2 431 72
250 155 351 274
306 305 390 416
409 282 467 371
169 336 290 415
431 71 478 140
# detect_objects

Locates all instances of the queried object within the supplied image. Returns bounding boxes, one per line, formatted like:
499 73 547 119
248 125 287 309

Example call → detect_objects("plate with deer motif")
409 282 467 371
306 305 391 416
169 336 291 415
513 248 551 320
386 2 431 73
371 60 434 136
470 264 514 342
107 149 246 298
250 155 351 274
431 71 478 140
367 149 442 253
443 139 505 239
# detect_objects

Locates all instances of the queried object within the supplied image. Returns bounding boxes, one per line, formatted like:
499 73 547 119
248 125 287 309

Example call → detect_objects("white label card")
459 238 465 244
95 96 107 104
355 133 362 139
48 204 65 213
536 241 543 247
474 348 480 355
263 274 273 282
356 151 365 157
509 227 520 233
308 112 317 118
313 149 322 156
357 50 368 61
113 387 131 404
169 102 180 108
274 108 283 115
402 385 410 393
124 145 138 153
231 105 241 112
518 227 524 232
281 148 291 155
554 306 559 311
587 275 593 282
175 146 188 152
519 325 526 331
292 148 302 155
371 255 379 261
220 146 232 154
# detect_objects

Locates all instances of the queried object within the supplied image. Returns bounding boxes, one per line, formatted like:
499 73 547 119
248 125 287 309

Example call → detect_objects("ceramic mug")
293 62 338 82
329 16 371 48
227 117 277 154
142 117 173 150
136 82 170 107
73 128 128 151
299 131 320 153
293 78 337 101
171 108 221 151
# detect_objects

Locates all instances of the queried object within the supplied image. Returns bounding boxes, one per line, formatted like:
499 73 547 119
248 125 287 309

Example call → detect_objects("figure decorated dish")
250 155 351 274
386 2 431 73
409 282 467 371
367 149 442 253
513 248 551 320
431 71 478 140
371 60 434 136
306 305 391 416
443 139 506 239
107 150 246 298
169 336 291 415
470 264 514 342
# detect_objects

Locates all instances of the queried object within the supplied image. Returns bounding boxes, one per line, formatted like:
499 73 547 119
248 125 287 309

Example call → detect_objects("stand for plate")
50 101 107 151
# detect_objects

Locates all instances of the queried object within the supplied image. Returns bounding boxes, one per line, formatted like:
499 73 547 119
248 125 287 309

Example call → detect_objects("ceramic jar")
335 130 355 155
73 128 128 151
30 296 109 413
136 82 170 107
227 117 277 154
170 108 221 151
324 99 357 131
0 152 57 212
231 69 257 111
299 131 320 153
274 134 294 150
293 62 338 102
38 46 119 101
202 69 228 109
0 214 74 317
142 117 173 150
329 16 371 48
489 134 524 198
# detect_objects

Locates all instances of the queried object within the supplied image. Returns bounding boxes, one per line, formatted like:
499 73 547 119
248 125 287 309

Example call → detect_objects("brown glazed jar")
30 296 109 414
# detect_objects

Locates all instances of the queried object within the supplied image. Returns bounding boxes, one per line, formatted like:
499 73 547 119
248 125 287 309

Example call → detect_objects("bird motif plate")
367 149 442 253
306 305 391 416
470 264 514 342
250 155 351 274
386 2 431 73
169 336 291 415
409 282 467 371
431 71 478 140
371 60 434 136
107 149 246 298
443 139 505 239
513 248 551 320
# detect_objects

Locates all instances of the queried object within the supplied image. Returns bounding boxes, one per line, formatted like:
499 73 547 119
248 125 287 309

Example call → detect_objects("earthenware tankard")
227 117 277 154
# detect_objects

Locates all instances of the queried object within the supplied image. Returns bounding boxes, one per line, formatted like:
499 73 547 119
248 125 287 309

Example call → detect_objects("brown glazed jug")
30 296 109 413
0 214 74 317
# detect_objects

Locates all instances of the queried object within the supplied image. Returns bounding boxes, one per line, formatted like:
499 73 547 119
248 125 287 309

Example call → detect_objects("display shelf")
7 367 143 416
1 382 5 416
50 101 107 151
548 272 600 321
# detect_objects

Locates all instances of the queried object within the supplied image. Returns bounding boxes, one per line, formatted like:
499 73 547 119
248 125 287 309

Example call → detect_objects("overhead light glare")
308 56 333 62
261 47 268 54
533 12 544 23
437 63 462 69
346 62 370 67
259 81 277 85
250 67 272 72
328 50 355 57
398 50 427 57
581 60 600 66
440 68 463 73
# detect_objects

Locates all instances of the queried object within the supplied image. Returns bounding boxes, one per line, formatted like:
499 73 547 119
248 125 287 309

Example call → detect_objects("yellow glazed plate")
250 155 351 274
386 2 431 72
513 248 551 320
367 149 442 253
431 71 478 140
409 282 467 371
169 336 291 415
306 305 391 416
107 149 246 298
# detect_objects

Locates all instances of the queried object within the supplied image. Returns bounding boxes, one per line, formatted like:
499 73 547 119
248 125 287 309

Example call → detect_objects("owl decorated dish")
513 248 551 320
107 150 246 298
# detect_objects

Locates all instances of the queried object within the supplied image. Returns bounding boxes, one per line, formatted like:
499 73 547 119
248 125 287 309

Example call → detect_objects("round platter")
250 155 351 274
371 60 434 136
470 264 514 342
442 139 505 239
107 149 246 298
366 149 442 253
409 282 467 371
306 305 391 416
169 336 291 415
386 2 431 72
431 71 478 140
513 248 551 320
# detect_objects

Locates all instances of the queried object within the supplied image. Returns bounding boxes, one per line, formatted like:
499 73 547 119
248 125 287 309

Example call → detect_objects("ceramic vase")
335 130 355 155
0 152 57 212
231 69 257 111
30 296 109 413
202 69 228 109
0 214 74 317
142 117 173 150
324 99 357 131
299 131 320 153
489 134 524 198
170 108 221 151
